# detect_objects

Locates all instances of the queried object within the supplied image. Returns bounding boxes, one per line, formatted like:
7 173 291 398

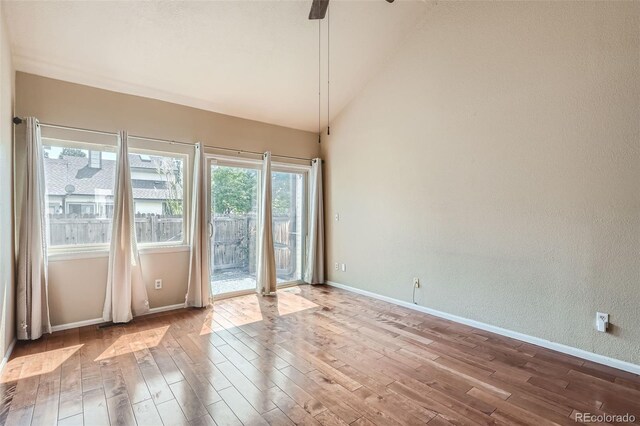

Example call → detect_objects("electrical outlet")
341 263 346 272
596 312 609 332
334 263 339 271
413 277 420 288
155 279 162 290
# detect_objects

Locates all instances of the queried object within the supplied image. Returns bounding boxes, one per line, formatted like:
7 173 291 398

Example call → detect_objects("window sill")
138 245 190 255
48 249 110 262
48 244 190 262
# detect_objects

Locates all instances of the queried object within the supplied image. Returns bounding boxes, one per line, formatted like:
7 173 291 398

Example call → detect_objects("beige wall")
0 4 15 356
17 72 319 159
322 2 640 364
16 72 319 326
47 251 190 326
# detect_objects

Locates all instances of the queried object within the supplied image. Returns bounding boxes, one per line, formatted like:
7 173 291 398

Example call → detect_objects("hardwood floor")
1 284 639 425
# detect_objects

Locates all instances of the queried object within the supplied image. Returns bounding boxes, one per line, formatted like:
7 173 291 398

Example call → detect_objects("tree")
272 172 294 216
156 158 183 215
61 148 86 158
212 167 257 215
211 168 298 216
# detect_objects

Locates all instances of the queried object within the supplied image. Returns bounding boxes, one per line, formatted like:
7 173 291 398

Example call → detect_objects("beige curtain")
185 143 211 307
304 158 325 284
103 131 149 323
256 152 277 295
16 117 51 340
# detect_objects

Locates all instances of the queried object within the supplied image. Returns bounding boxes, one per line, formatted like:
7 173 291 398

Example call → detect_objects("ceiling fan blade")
309 0 329 20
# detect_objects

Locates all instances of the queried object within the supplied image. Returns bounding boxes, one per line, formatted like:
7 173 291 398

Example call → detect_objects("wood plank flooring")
1 284 639 425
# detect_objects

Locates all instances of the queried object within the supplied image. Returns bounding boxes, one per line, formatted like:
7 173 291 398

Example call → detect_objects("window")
272 171 305 284
66 203 95 215
44 133 188 251
208 157 308 296
48 203 62 215
129 151 185 245
43 140 117 247
89 150 102 169
210 163 260 295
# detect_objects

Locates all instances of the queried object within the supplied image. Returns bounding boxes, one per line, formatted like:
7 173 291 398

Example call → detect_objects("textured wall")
322 2 640 364
16 73 319 326
47 251 190 326
16 73 319 158
0 4 15 355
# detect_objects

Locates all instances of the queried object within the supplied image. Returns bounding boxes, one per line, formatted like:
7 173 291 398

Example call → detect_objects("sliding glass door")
272 171 305 284
209 161 260 296
208 157 307 297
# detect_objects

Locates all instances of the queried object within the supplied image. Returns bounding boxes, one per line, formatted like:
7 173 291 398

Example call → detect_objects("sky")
44 145 117 161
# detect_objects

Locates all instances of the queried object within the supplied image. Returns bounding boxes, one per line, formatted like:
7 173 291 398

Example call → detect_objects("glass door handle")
209 222 213 238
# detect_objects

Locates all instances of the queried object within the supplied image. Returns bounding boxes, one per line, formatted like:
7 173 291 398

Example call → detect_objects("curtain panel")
304 158 325 284
103 131 149 323
16 117 51 340
185 143 211 307
256 152 277 295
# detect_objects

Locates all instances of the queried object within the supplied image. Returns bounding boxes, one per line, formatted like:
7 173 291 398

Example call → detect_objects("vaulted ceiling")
3 0 429 132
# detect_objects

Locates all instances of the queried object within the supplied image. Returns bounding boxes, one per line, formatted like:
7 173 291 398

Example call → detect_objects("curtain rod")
12 116 317 163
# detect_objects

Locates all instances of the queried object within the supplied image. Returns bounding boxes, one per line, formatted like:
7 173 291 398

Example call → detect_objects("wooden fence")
48 213 298 276
211 215 298 276
135 214 183 244
48 213 183 246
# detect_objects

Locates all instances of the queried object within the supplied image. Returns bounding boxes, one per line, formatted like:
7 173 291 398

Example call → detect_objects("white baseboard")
51 317 104 332
326 281 640 375
148 303 185 314
51 303 186 332
0 339 16 373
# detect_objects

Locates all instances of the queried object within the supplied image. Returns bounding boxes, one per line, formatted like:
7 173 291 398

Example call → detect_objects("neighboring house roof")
44 154 182 200
129 153 177 170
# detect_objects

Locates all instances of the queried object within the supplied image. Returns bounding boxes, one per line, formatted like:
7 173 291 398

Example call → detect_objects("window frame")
44 133 192 260
65 202 96 215
206 153 310 291
43 136 119 256
270 166 308 286
127 146 189 248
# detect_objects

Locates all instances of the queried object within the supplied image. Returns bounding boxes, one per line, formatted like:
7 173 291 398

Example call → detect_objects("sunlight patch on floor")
94 325 169 361
200 294 266 333
276 288 318 316
1 344 83 383
202 287 318 332
194 307 243 335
